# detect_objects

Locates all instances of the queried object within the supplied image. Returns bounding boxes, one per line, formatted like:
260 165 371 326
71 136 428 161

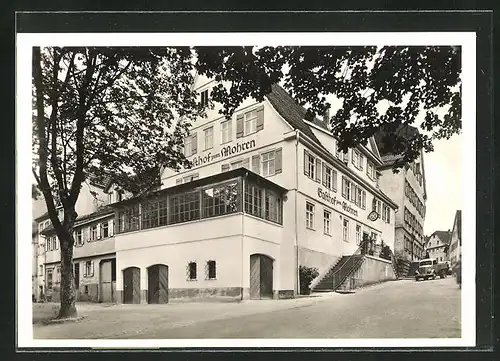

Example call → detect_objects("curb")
43 315 87 325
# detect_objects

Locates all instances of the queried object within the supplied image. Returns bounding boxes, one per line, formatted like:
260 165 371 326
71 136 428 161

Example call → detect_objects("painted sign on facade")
317 188 359 217
191 140 257 167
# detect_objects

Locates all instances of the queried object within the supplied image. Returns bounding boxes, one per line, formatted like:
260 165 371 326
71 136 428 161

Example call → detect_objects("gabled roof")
429 230 452 245
40 206 114 236
265 84 325 147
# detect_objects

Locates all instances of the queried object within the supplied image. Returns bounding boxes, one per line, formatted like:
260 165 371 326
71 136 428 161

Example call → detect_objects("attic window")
200 89 209 107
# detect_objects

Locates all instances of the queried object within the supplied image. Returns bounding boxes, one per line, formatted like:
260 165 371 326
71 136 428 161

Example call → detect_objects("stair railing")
330 238 372 291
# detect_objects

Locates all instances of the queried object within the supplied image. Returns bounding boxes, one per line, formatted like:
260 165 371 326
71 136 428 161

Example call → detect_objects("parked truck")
415 258 450 281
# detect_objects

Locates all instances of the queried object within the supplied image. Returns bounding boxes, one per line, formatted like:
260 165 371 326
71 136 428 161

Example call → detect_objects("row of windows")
305 201 379 244
335 143 377 181
220 148 283 178
404 207 423 239
183 106 264 157
117 179 283 234
186 260 217 281
44 219 115 252
405 180 426 218
410 162 423 186
404 236 424 258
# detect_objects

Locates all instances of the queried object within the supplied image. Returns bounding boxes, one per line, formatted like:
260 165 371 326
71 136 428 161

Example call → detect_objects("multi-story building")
424 230 451 263
108 77 398 303
375 127 427 262
33 176 125 302
449 210 462 266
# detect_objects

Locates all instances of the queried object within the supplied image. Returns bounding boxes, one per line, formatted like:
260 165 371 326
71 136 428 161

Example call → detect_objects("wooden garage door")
158 265 169 304
123 267 140 304
148 265 169 304
100 260 113 303
250 254 260 299
250 254 273 300
259 255 273 299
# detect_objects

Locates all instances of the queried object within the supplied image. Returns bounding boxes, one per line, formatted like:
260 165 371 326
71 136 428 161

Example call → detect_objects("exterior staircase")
312 254 365 293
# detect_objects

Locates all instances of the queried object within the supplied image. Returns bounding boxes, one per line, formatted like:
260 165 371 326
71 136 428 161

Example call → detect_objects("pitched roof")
40 206 114 236
266 84 326 147
430 230 452 245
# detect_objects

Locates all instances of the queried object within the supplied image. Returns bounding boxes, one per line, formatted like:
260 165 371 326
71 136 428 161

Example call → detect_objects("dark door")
148 265 169 304
259 255 273 299
123 267 140 304
74 263 80 289
158 265 169 304
249 254 273 300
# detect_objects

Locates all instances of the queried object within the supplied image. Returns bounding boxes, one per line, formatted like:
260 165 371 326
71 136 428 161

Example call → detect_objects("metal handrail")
330 238 372 290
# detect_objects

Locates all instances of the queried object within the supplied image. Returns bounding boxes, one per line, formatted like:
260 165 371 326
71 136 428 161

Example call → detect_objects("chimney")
323 108 330 125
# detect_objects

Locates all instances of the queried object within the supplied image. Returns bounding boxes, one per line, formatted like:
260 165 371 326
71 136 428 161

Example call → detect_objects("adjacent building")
375 127 427 262
449 210 462 266
424 230 451 263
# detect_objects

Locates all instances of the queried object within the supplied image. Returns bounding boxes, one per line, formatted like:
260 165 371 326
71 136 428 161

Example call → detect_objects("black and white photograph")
16 20 482 349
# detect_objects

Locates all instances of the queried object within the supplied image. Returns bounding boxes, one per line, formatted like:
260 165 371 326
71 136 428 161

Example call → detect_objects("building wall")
378 154 426 261
114 213 289 302
339 255 397 291
449 216 461 266
45 253 116 303
158 78 397 296
426 234 449 263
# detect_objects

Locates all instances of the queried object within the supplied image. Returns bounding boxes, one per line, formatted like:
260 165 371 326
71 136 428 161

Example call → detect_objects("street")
33 277 461 339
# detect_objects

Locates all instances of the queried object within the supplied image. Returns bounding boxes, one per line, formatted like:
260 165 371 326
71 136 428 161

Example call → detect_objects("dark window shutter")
236 114 244 138
252 155 260 174
221 164 230 172
315 159 321 182
274 148 282 174
191 134 197 154
256 105 264 131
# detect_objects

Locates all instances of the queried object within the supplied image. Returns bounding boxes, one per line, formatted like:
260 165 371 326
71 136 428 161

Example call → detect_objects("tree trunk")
57 228 77 319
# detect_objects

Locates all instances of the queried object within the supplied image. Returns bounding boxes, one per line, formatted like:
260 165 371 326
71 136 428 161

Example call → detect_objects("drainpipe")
241 174 246 300
295 130 300 295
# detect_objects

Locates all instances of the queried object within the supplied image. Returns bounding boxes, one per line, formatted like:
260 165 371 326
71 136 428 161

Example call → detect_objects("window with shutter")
236 114 244 138
220 119 232 144
256 105 264 131
221 164 230 172
191 133 197 154
274 148 282 174
252 155 260 174
315 158 321 182
262 151 275 177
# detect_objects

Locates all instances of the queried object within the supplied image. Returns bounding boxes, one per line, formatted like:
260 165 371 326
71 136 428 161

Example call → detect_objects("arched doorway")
147 264 169 304
123 267 140 304
249 254 274 299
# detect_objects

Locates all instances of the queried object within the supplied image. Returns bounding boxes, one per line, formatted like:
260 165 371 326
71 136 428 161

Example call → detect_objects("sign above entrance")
368 211 379 222
191 139 257 167
317 188 358 217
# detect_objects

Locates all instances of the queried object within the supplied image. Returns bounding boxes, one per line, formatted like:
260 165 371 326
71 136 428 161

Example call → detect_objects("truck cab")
415 258 449 281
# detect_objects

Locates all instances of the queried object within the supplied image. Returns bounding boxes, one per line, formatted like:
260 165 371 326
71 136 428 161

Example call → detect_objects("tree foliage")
32 46 204 317
195 45 461 166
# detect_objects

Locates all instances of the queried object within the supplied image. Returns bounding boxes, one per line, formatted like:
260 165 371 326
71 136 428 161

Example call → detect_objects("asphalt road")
33 277 461 339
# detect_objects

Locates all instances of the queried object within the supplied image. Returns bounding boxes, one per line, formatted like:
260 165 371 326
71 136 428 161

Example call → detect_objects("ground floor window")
206 260 216 280
187 262 197 280
46 269 53 290
84 261 94 277
356 224 362 245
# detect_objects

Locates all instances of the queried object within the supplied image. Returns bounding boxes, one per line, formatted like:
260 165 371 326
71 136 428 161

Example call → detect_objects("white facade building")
110 76 398 302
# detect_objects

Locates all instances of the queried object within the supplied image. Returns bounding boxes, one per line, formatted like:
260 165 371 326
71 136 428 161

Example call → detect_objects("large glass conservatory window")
169 190 200 224
202 180 240 218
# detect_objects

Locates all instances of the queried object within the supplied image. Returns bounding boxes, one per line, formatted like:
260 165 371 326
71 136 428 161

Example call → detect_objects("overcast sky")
422 133 462 235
